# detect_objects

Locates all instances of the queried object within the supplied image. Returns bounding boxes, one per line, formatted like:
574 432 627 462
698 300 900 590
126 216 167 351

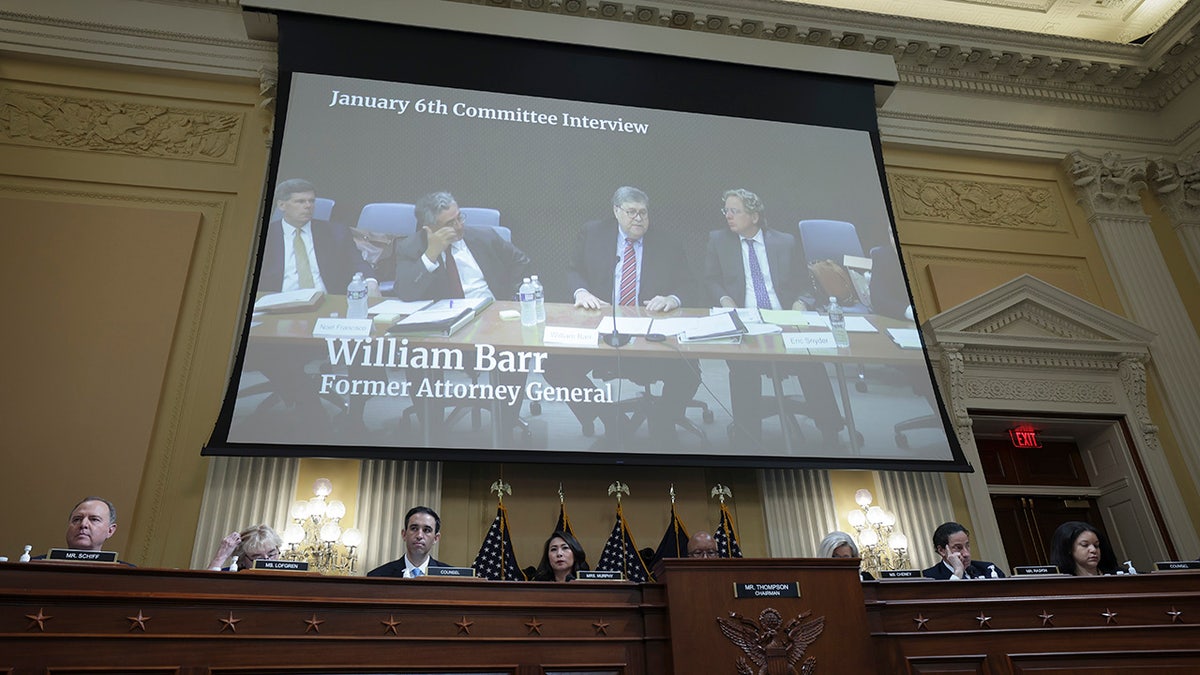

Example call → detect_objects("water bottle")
519 277 537 326
828 296 850 348
346 272 368 319
531 274 546 324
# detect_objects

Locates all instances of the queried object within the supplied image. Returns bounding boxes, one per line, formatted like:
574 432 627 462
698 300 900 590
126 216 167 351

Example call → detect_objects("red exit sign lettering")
1008 426 1041 448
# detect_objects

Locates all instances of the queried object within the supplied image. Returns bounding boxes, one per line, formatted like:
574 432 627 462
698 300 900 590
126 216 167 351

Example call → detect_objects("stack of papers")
887 328 923 349
254 289 323 313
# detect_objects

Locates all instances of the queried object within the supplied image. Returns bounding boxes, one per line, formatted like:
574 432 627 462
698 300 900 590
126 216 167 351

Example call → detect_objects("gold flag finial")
490 479 512 504
608 481 630 504
669 484 677 504
558 482 565 504
711 483 733 504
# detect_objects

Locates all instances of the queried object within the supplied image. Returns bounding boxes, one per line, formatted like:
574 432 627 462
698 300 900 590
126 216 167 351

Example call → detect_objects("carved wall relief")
888 173 1061 230
0 87 242 162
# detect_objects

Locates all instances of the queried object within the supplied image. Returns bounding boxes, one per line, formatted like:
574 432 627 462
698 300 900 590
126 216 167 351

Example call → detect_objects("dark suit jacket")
703 227 814 309
366 556 451 578
260 218 371 293
922 560 1006 579
393 225 530 302
566 218 692 306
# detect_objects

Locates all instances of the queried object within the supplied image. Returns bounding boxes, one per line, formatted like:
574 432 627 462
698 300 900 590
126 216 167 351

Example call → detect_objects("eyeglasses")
620 207 648 221
689 549 720 558
242 547 280 562
720 207 745 216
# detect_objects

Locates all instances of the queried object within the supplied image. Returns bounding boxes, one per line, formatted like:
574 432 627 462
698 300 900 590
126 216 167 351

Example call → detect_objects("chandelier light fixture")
846 488 909 577
282 477 362 575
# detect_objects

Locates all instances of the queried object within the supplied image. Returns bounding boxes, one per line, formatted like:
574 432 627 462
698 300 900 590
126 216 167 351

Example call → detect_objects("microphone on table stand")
603 254 631 348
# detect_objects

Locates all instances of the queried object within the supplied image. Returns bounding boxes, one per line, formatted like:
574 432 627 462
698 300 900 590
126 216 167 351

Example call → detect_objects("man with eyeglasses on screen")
541 186 699 450
687 531 720 559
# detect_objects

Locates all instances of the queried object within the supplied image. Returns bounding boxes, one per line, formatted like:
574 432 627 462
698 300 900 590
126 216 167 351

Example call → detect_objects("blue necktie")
410 568 423 578
745 238 771 309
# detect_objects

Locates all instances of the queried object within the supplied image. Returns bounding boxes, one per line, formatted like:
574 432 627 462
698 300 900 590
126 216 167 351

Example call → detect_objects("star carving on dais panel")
25 608 53 631
1167 607 1183 623
976 612 992 629
1038 610 1054 627
304 613 325 634
381 614 401 636
593 619 610 636
126 610 151 632
219 611 242 633
455 616 474 635
525 617 543 635
912 614 929 631
1101 609 1118 625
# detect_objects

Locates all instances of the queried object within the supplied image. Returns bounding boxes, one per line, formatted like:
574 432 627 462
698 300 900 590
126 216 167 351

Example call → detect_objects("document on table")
368 298 434 315
887 328 923 349
596 316 654 335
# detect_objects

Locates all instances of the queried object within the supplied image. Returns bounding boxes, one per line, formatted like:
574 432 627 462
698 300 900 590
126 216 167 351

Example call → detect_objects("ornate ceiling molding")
442 0 1200 111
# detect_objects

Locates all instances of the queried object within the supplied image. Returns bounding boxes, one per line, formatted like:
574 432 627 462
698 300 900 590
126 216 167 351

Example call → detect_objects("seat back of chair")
798 219 864 263
357 202 417 236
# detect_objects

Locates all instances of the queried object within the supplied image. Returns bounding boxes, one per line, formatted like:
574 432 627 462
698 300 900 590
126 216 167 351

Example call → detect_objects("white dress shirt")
422 239 494 301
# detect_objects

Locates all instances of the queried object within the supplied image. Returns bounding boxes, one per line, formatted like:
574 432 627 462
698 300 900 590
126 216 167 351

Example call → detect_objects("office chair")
356 203 417 294
799 218 870 391
271 197 335 223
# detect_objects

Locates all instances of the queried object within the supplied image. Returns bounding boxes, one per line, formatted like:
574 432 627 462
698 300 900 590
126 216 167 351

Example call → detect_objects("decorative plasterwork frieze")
0 87 243 162
963 376 1117 404
1065 151 1150 219
887 173 1060 230
1151 152 1200 224
437 0 1200 111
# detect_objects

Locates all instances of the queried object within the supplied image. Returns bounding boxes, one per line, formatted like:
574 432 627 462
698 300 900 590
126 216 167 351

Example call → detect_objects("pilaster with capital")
1064 150 1200 492
937 342 973 448
1151 153 1200 280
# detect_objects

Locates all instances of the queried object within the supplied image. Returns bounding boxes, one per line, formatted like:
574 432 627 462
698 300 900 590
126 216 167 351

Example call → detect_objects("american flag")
651 503 689 568
595 504 652 582
471 504 526 581
714 502 743 558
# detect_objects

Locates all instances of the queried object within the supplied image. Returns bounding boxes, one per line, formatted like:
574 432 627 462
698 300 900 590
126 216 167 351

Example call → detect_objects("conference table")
244 297 926 452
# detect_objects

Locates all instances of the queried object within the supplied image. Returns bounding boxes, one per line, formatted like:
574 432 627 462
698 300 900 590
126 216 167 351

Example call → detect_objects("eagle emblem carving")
717 607 825 675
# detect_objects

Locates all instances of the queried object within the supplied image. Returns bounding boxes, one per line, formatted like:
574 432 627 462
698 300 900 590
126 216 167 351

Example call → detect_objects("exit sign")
1008 426 1041 448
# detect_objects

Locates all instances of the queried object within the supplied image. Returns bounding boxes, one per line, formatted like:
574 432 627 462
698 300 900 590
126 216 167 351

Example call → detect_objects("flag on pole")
714 502 743 558
652 502 690 567
472 503 526 581
595 503 653 582
553 500 575 538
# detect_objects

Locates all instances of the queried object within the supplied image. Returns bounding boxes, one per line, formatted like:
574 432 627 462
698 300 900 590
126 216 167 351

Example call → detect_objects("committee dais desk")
3 560 1198 674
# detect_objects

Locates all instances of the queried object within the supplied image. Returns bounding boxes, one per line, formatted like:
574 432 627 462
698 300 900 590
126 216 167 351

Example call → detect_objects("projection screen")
205 10 968 471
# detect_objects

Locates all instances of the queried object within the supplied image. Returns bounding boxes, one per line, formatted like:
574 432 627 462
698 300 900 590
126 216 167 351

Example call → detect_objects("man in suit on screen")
367 506 451 578
542 186 700 449
260 178 374 294
704 188 843 449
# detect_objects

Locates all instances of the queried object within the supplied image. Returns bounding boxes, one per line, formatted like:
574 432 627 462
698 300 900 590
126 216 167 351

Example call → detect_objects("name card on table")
878 569 924 580
1155 560 1200 571
47 548 118 563
313 317 373 338
576 570 623 581
782 332 837 351
1014 565 1061 576
252 559 310 571
543 326 598 347
733 582 800 599
430 566 477 577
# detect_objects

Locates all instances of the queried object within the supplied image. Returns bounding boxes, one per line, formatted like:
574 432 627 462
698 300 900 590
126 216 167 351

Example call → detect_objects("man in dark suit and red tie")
542 186 700 449
704 188 843 449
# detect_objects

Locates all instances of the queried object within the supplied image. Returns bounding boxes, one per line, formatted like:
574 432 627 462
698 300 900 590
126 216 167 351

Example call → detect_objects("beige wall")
2 52 1195 568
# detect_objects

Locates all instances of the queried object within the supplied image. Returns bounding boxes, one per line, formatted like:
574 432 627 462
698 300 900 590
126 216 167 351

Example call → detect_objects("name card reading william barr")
734 582 800 599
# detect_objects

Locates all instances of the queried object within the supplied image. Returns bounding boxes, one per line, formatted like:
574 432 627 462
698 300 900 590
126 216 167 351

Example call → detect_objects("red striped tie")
618 239 637 306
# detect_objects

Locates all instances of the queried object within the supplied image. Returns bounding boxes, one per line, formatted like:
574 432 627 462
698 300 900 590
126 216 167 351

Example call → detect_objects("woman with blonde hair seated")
207 524 283 571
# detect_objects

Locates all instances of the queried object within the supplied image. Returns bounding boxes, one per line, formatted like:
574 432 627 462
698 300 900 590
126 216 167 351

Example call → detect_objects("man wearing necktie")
392 192 532 443
543 186 699 449
703 189 843 449
367 506 452 578
250 179 376 440
921 522 1006 580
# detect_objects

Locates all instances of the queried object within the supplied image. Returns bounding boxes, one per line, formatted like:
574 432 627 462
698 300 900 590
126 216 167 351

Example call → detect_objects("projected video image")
220 70 953 467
